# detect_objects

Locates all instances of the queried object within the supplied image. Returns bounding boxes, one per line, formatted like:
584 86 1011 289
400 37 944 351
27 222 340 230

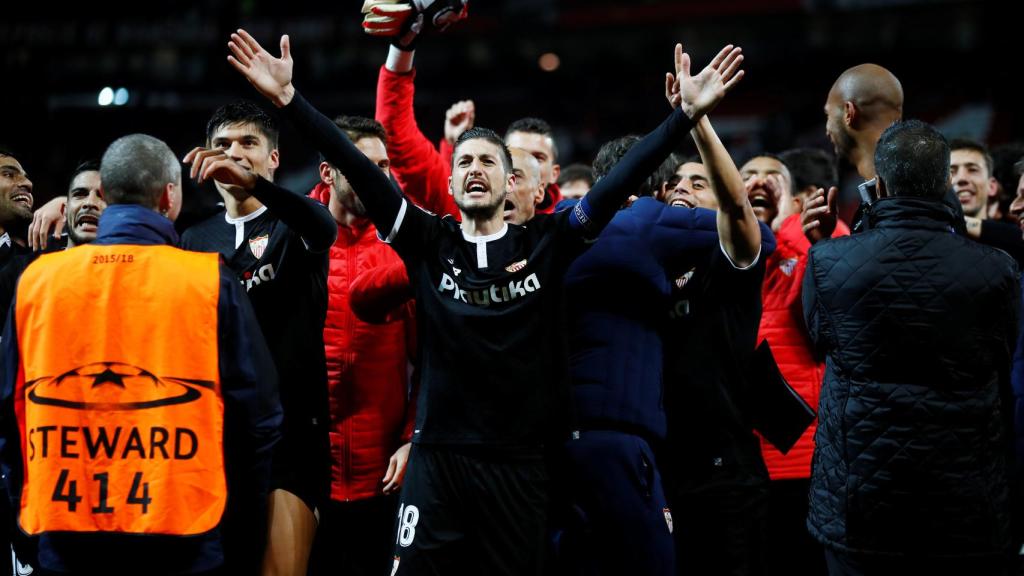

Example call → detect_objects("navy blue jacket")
0 205 282 574
564 197 774 439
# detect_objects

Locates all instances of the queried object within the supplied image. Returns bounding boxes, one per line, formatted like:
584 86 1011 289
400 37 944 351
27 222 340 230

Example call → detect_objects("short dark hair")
452 127 513 173
949 137 993 176
991 143 1024 217
67 160 101 194
557 163 594 188
334 115 387 146
100 134 180 208
874 119 950 200
506 117 558 161
206 100 279 149
321 116 387 165
592 135 672 197
666 154 703 188
593 135 640 182
0 148 16 160
740 153 796 196
740 152 785 168
672 154 702 169
779 148 838 195
1013 157 1024 182
647 154 684 197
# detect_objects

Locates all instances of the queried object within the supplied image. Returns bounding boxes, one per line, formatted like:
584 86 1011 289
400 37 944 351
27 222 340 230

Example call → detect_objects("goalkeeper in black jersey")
219 27 744 575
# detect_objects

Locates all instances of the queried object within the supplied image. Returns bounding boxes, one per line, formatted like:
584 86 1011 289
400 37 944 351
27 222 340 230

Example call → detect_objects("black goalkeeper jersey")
278 90 696 450
180 201 331 438
388 202 587 446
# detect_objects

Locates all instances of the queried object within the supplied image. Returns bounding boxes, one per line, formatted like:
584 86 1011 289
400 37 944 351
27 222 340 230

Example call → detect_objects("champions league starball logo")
26 362 212 411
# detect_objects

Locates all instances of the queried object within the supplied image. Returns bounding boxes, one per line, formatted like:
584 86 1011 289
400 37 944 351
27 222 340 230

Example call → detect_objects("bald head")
830 64 904 124
506 147 543 224
101 134 180 208
825 64 904 178
101 134 182 220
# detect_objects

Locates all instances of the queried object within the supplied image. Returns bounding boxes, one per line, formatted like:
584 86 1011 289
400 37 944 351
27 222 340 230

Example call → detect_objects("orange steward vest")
14 244 225 536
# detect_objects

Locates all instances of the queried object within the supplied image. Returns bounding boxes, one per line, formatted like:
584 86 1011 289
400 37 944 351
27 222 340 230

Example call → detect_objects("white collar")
224 205 268 225
461 222 508 244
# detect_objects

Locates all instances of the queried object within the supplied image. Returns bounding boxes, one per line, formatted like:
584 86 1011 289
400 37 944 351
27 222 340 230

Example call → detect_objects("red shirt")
757 213 849 480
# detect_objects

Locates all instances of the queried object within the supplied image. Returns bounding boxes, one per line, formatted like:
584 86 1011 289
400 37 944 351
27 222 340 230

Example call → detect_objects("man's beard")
455 190 506 220
67 216 88 247
834 127 856 164
339 189 367 218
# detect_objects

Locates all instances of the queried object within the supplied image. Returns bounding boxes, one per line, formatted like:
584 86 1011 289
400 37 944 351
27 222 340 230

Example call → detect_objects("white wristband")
386 45 416 73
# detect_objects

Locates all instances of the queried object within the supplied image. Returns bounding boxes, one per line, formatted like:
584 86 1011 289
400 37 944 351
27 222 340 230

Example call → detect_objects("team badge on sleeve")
663 508 673 534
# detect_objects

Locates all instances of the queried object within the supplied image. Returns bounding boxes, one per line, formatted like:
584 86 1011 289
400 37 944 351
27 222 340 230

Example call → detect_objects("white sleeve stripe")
381 199 408 244
720 241 762 270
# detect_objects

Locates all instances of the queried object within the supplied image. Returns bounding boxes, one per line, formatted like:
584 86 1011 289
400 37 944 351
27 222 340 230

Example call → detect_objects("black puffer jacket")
802 196 1020 557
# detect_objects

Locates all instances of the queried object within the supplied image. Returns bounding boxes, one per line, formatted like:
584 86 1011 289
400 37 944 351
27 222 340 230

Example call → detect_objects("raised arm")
226 29 405 234
689 115 760 266
374 51 463 217
574 43 744 239
368 0 469 218
664 42 758 265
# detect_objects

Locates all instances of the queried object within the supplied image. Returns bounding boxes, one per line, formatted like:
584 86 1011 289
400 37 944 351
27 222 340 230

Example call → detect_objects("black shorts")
391 444 548 576
269 416 330 514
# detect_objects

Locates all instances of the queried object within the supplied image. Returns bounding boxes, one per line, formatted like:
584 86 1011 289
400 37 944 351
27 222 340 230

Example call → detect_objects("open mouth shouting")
75 211 101 234
465 177 490 198
503 198 516 221
748 188 775 212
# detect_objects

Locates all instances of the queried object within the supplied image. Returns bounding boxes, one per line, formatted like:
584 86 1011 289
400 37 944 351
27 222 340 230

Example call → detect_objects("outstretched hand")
227 29 295 107
665 43 744 120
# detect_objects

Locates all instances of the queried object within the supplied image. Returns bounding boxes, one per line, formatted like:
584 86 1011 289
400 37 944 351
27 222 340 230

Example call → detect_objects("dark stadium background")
0 0 1012 228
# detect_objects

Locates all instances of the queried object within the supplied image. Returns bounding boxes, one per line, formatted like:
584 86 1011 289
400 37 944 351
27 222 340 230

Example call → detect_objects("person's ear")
792 194 805 214
876 176 889 198
319 162 334 185
158 182 175 215
843 101 857 129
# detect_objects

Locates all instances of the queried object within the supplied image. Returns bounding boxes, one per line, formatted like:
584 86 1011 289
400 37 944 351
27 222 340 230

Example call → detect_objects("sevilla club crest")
249 235 269 259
